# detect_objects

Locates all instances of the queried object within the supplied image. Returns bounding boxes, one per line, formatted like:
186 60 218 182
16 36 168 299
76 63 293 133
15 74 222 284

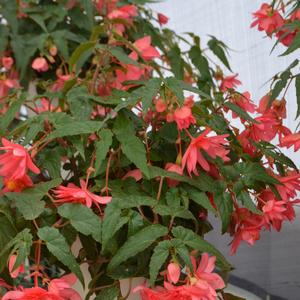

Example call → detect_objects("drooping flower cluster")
135 253 225 300
251 2 300 47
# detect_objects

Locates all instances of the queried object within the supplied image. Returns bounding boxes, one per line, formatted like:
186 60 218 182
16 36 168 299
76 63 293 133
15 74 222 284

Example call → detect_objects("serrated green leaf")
149 240 171 286
95 129 113 172
6 179 61 220
58 204 102 242
237 190 261 214
168 45 184 79
109 46 140 67
189 46 212 82
113 112 149 177
183 185 216 213
172 226 231 270
108 225 168 271
208 37 232 71
164 77 184 104
95 286 119 300
214 192 233 233
0 228 32 273
69 41 96 73
154 204 195 220
38 227 84 285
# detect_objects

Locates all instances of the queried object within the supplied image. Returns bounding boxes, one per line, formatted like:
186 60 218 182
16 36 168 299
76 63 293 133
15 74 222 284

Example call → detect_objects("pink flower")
31 57 49 72
48 274 82 300
51 73 72 92
167 263 180 284
2 57 14 70
226 92 256 118
276 173 300 201
158 13 169 25
1 174 33 194
130 36 160 61
165 163 183 187
108 4 137 20
251 3 284 35
173 106 196 130
2 274 81 300
8 254 25 279
0 138 40 180
122 169 143 181
279 133 300 151
262 199 287 230
220 74 241 92
53 179 112 208
182 128 229 175
2 287 62 300
155 99 167 113
36 98 61 113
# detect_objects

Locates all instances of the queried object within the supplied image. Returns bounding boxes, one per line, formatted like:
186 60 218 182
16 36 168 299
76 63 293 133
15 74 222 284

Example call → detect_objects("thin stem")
34 240 42 287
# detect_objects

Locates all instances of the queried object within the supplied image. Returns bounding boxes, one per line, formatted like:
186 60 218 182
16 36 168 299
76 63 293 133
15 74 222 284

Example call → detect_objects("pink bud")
32 57 49 72
158 13 169 25
2 57 14 70
167 262 180 284
155 99 167 113
8 254 25 279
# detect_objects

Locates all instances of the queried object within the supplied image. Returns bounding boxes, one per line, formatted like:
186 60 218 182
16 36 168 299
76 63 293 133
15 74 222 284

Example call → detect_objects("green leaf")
149 240 171 286
108 225 168 271
237 190 261 214
224 293 246 300
183 185 216 213
164 77 184 103
113 112 149 177
47 120 104 139
168 45 184 79
214 192 233 233
224 102 257 123
208 36 232 71
0 228 32 273
95 129 113 172
58 204 102 242
0 95 25 135
6 179 61 220
172 226 231 270
178 80 212 99
154 204 195 220
38 227 84 285
69 41 96 73
101 201 130 251
95 286 119 300
189 46 212 82
175 243 194 273
296 74 300 119
67 86 93 120
109 46 140 67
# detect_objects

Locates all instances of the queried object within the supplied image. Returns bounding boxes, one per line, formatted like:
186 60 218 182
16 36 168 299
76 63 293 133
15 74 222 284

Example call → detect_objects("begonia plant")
0 0 300 299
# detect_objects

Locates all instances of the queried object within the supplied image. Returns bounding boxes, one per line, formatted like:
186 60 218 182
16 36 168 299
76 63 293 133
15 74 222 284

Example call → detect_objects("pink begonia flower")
8 254 25 279
155 99 167 113
279 133 300 151
135 253 224 300
51 73 72 92
230 208 263 255
182 128 229 175
167 263 180 284
225 92 256 118
257 95 286 119
0 138 40 180
165 163 183 187
122 169 143 181
251 3 284 35
48 274 82 300
130 36 160 61
276 27 296 47
220 74 241 92
2 274 81 300
158 13 169 25
31 57 49 72
108 4 137 20
0 77 20 100
1 174 33 194
276 173 300 201
262 199 287 229
53 179 112 208
173 106 196 130
2 57 14 70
